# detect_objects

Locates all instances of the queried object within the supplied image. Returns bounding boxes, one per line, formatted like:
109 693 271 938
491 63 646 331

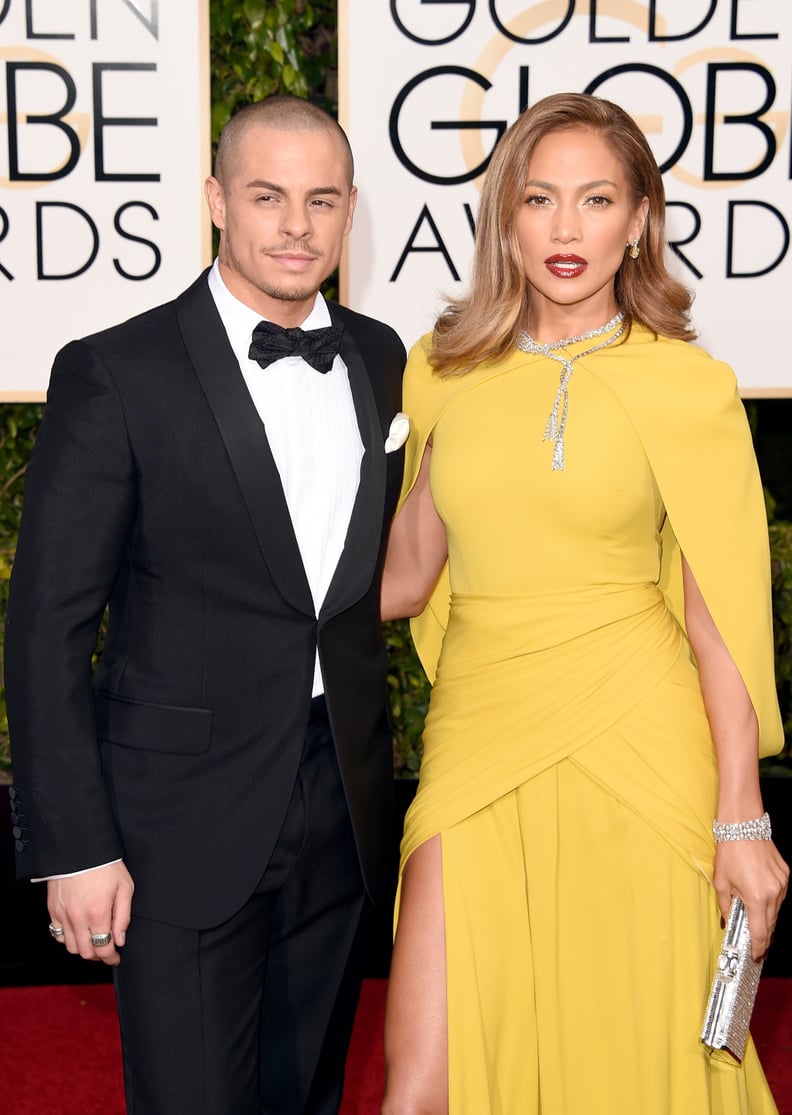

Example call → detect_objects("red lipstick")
545 254 587 278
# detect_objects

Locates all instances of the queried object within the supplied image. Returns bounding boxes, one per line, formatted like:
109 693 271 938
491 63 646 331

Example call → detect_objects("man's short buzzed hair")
214 95 355 186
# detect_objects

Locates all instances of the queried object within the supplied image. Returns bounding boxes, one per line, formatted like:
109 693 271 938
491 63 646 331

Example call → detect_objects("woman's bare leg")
381 833 448 1115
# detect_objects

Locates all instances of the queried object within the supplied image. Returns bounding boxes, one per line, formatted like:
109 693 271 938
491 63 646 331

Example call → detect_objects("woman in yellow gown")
380 93 789 1114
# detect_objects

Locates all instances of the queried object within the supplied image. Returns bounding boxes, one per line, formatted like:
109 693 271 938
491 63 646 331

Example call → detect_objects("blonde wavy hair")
430 92 695 375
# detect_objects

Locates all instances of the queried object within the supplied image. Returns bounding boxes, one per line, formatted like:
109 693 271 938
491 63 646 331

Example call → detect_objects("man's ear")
344 186 358 237
205 177 226 231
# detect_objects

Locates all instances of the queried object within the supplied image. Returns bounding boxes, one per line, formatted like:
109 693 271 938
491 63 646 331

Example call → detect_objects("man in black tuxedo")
5 96 406 1114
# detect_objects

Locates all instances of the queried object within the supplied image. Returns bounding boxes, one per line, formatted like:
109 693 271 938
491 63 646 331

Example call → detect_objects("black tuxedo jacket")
5 271 406 927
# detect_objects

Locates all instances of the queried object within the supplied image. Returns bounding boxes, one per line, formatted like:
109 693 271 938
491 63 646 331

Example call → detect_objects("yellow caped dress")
397 323 784 1114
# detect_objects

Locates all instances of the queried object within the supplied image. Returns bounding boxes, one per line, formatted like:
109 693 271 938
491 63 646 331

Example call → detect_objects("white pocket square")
385 412 410 453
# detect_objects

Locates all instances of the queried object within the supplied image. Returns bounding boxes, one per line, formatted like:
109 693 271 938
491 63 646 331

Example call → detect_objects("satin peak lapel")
176 277 314 617
320 321 386 623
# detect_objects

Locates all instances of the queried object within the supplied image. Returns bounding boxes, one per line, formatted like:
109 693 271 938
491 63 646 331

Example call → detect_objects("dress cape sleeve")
590 332 783 758
397 335 453 683
400 339 534 682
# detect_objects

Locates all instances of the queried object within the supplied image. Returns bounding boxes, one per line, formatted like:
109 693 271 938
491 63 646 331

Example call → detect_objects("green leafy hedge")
210 0 338 142
766 519 792 774
0 406 42 764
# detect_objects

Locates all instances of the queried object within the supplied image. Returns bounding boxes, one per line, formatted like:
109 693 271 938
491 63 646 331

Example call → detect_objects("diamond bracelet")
712 812 772 843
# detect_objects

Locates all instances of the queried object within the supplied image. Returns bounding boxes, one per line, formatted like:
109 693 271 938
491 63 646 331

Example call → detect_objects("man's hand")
47 862 134 966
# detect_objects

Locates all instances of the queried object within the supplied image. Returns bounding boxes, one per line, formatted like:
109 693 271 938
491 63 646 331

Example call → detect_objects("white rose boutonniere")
385 412 410 453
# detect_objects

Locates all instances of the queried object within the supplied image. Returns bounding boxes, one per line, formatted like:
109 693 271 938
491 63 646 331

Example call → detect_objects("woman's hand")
713 838 789 959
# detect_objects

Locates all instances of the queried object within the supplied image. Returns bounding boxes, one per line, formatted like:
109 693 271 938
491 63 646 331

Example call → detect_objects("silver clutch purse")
700 896 763 1062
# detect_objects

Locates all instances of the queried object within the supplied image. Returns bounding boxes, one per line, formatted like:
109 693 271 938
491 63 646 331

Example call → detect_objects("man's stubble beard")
260 280 321 303
220 242 328 305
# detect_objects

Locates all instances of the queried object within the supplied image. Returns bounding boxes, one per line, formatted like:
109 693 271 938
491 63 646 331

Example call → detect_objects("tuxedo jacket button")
15 839 25 852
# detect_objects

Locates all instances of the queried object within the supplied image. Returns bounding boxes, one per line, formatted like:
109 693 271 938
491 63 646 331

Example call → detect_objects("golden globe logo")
386 1 790 284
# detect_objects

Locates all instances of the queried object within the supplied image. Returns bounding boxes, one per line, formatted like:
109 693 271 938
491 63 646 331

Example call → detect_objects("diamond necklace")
516 311 625 471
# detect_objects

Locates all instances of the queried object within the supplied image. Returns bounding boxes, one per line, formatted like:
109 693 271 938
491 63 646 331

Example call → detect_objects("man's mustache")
265 243 322 258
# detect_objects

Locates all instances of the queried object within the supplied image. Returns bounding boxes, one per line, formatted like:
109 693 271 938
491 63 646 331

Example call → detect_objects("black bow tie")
248 320 345 374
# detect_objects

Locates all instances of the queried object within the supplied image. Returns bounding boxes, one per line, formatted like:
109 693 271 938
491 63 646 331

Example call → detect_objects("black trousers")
113 697 370 1115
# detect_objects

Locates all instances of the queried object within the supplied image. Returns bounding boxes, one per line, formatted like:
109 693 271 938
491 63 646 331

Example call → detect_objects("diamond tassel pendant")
515 313 625 472
542 367 570 469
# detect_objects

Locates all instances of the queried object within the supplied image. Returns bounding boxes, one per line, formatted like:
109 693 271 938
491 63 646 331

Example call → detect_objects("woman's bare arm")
682 556 788 957
382 443 448 622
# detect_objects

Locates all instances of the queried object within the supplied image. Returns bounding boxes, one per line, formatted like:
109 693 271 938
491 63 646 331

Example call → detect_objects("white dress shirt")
208 261 364 696
40 264 363 881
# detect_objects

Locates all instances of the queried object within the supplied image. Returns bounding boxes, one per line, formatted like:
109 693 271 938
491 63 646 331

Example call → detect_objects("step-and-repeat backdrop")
340 1 791 394
0 1 210 398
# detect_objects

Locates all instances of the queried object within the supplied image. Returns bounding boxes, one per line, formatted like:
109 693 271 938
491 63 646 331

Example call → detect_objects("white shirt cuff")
32 859 123 882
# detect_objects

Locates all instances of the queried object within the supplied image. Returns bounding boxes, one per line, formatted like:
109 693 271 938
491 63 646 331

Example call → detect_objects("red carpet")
0 978 789 1113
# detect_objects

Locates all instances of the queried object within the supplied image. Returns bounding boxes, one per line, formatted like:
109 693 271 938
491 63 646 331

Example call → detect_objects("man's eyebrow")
245 179 344 197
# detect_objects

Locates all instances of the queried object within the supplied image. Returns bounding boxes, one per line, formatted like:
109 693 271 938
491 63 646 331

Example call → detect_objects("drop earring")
628 238 641 260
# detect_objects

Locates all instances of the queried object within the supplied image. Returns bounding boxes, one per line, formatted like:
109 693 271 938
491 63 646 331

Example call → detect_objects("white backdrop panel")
0 0 211 398
341 0 791 394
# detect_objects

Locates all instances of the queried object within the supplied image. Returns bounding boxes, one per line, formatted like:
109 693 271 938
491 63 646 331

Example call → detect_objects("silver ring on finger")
90 932 113 947
48 923 65 938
